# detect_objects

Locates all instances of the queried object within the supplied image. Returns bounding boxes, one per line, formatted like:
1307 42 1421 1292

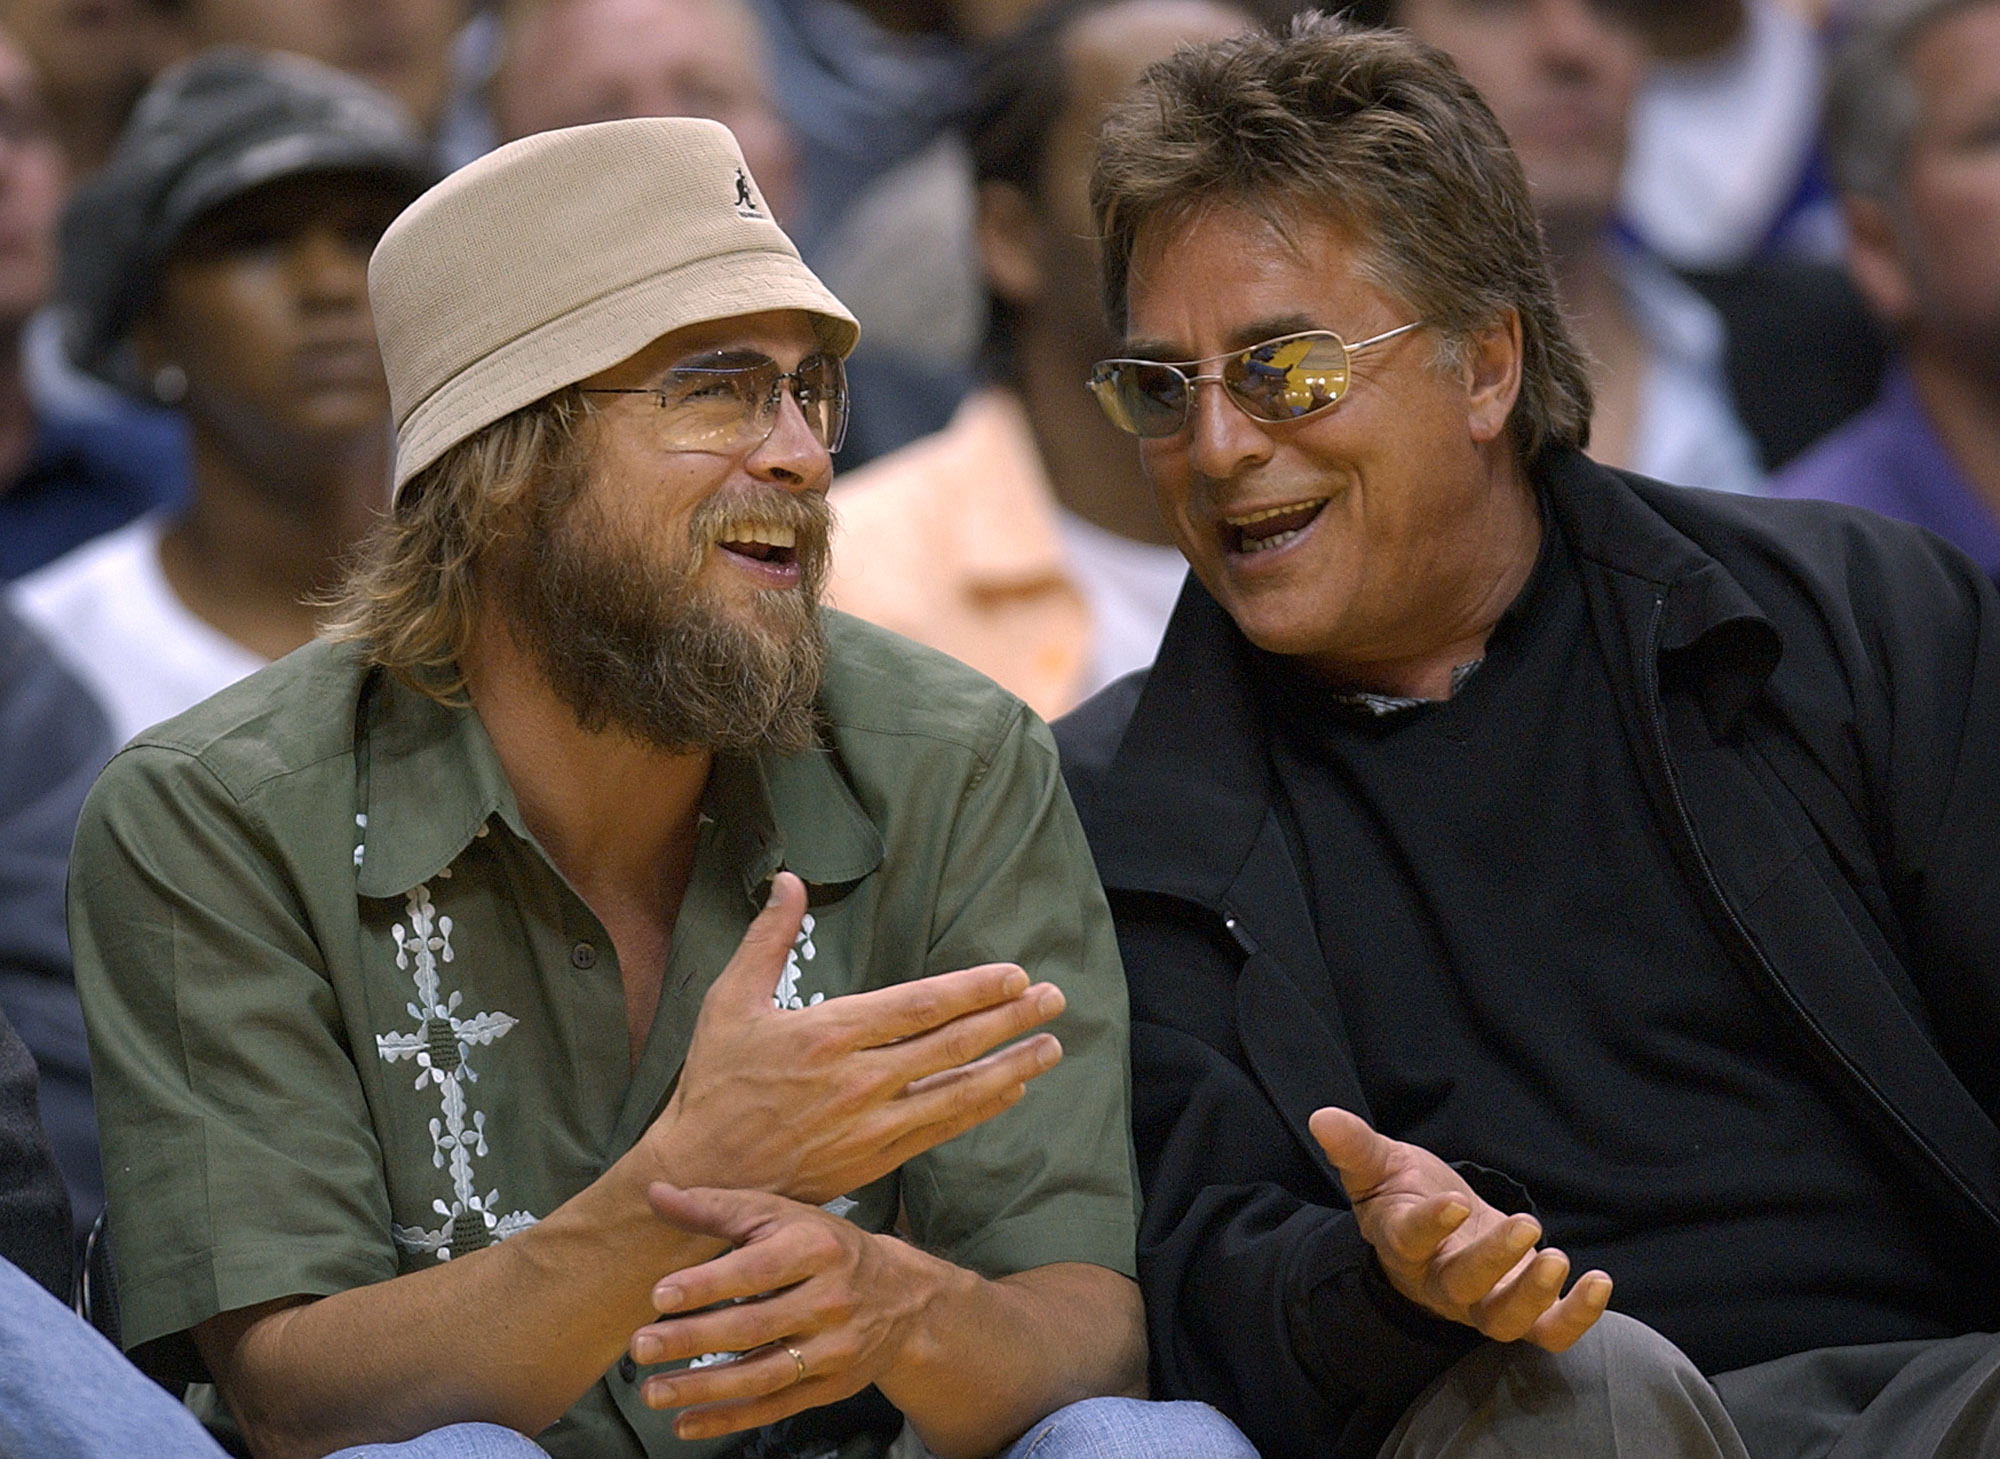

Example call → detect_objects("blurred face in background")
0 23 62 332
493 0 796 221
0 0 180 155
0 0 179 169
1877 2 2000 374
136 170 403 474
1019 0 1250 358
173 0 465 134
1393 0 1646 249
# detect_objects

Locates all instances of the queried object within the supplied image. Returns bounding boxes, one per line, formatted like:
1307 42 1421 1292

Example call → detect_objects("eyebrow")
1120 314 1325 361
662 347 771 373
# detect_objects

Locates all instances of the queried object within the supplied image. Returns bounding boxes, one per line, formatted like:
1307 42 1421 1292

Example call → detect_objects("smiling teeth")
1225 499 1327 527
723 522 796 548
1242 527 1305 553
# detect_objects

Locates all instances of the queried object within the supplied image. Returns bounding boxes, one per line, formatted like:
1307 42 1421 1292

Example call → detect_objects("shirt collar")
1877 367 2000 573
949 389 1072 591
355 670 884 902
355 675 521 898
708 745 885 903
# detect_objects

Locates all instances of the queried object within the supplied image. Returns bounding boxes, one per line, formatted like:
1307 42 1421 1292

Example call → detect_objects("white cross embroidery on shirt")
773 912 824 1010
377 881 537 1260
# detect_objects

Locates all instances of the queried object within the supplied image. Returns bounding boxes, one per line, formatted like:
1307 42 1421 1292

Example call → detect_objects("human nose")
291 225 371 308
744 382 830 490
1533 0 1618 66
1183 372 1273 483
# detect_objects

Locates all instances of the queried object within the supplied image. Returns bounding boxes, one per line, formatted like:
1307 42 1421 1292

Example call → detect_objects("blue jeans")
4 1254 1256 1459
996 1397 1261 1458
0 1257 545 1459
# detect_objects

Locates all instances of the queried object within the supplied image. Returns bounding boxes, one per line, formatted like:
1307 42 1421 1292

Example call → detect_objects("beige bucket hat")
370 116 860 495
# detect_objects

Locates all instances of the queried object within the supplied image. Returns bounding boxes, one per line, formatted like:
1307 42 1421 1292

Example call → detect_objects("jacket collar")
1541 449 1782 727
1086 573 1280 907
1087 449 1782 905
356 671 883 902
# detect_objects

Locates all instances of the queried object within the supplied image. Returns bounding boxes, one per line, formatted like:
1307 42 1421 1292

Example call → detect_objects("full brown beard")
492 476 833 755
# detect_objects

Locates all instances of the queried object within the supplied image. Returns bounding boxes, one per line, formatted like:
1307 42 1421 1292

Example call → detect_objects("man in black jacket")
1059 16 2000 1459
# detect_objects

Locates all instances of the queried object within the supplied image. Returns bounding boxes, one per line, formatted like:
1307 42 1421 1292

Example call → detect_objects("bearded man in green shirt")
66 117 1253 1459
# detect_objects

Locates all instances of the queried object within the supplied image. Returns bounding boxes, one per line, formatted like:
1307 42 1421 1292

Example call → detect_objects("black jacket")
1055 449 2000 1459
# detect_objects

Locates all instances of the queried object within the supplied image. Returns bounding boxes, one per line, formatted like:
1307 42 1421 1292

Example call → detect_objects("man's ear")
1842 193 1916 331
1465 308 1523 446
975 179 1045 307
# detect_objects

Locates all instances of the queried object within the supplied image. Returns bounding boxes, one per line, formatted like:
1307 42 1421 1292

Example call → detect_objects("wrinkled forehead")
1123 195 1402 336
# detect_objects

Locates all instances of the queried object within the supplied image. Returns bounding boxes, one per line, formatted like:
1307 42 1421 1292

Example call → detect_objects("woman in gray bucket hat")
9 46 436 748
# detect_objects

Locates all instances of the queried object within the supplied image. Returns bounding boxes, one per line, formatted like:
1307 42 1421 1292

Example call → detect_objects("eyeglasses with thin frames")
581 349 850 455
1087 323 1422 439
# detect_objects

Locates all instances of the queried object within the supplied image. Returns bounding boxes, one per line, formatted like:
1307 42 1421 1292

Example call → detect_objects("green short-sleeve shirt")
69 611 1137 1458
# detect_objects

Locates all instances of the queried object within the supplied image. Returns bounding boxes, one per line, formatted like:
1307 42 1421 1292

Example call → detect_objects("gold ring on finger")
784 1343 807 1386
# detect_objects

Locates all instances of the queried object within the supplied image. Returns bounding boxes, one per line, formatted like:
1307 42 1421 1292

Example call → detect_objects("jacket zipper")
1640 595 2000 1235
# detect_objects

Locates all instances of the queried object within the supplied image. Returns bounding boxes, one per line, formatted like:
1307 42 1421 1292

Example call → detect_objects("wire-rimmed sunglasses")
581 349 850 454
1087 322 1423 439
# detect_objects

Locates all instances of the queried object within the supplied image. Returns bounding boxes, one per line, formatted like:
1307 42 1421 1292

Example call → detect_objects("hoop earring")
151 364 187 405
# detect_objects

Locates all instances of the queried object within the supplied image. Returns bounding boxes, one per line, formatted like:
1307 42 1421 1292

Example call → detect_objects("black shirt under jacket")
1054 448 2000 1459
1264 517 1992 1378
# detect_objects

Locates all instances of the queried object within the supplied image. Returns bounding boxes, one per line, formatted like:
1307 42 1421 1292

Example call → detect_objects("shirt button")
618 1354 637 1382
570 941 598 970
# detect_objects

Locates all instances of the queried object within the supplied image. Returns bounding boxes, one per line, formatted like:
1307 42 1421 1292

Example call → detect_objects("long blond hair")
320 386 590 701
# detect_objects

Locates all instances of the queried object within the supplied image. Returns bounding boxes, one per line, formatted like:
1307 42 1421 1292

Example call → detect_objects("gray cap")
58 47 436 398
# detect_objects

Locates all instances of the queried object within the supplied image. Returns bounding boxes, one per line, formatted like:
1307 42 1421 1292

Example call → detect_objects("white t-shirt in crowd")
1053 508 1189 700
1619 0 1834 268
9 513 268 746
1619 246 1767 498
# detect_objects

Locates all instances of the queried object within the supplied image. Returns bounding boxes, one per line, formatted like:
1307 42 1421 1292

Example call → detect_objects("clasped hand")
629 1183 934 1442
1310 1107 1612 1352
650 872 1068 1205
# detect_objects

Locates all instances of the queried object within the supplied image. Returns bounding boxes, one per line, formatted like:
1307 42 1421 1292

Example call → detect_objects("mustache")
499 476 831 754
687 486 833 557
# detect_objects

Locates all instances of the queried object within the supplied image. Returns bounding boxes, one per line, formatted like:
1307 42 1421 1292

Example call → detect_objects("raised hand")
1309 1106 1611 1352
629 1183 935 1441
649 873 1067 1204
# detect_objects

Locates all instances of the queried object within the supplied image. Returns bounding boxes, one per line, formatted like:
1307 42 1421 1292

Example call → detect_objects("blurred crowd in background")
1 0 1997 1261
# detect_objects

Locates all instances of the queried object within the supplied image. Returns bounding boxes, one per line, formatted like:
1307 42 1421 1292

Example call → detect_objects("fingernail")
1037 1035 1062 1067
645 1376 677 1408
652 1282 682 1311
1001 967 1029 995
1036 987 1065 1017
633 1336 660 1363
1439 1201 1470 1229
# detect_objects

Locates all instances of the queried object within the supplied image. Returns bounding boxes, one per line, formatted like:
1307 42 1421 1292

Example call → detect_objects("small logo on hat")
733 169 763 219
